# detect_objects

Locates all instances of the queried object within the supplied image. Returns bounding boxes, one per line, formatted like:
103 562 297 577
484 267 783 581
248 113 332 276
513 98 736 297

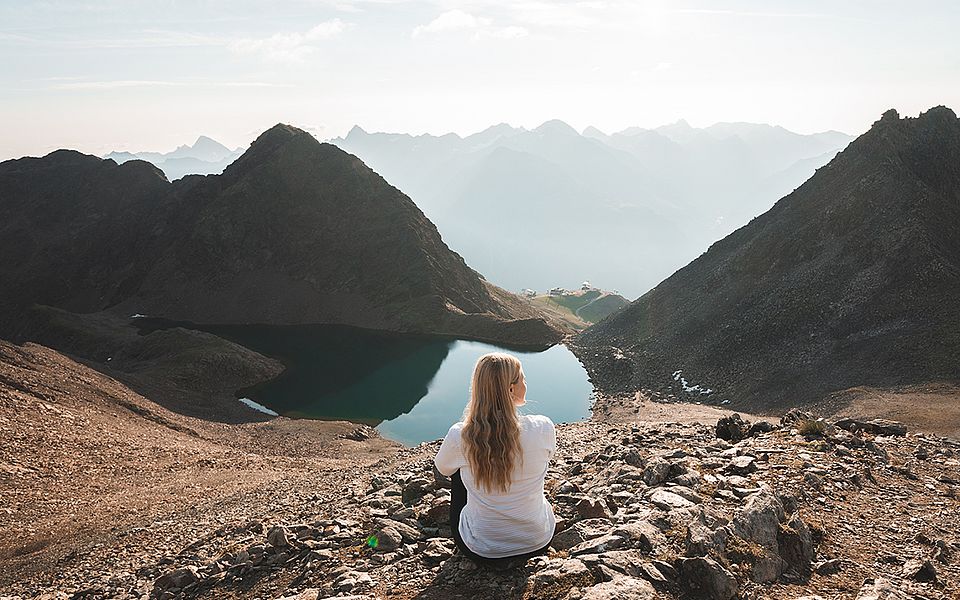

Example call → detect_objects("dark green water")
135 320 593 445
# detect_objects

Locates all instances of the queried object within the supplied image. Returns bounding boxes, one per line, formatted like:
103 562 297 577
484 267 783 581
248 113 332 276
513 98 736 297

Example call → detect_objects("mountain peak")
918 104 958 124
222 124 320 178
346 125 368 139
192 135 228 150
582 125 607 138
879 108 900 123
253 123 305 144
534 119 578 136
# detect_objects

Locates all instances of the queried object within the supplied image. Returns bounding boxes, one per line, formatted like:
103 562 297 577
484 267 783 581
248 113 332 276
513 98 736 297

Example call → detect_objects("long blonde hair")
461 353 523 494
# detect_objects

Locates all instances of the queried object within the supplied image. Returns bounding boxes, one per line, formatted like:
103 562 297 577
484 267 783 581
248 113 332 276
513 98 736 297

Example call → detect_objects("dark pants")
449 470 551 569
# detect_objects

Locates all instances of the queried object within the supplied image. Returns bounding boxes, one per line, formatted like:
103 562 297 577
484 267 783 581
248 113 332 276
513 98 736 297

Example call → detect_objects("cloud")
0 30 227 49
413 9 491 36
229 19 349 62
41 80 294 91
412 9 528 39
673 8 830 19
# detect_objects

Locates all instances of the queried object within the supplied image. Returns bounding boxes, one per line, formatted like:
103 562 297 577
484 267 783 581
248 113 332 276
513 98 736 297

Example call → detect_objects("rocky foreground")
6 391 958 599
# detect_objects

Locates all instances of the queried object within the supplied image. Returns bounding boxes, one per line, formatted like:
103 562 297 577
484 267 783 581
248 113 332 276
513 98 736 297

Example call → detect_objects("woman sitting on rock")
434 352 557 568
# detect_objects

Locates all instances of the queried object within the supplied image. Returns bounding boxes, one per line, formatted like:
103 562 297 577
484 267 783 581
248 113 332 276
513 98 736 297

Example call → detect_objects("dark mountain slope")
573 107 960 410
0 124 566 349
0 151 170 321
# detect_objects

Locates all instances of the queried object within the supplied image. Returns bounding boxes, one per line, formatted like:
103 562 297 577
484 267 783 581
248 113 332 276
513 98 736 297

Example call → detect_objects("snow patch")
239 397 279 416
672 369 713 395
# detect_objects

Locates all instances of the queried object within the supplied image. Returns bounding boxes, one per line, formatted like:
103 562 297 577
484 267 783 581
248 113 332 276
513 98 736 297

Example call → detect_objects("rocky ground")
2 342 959 599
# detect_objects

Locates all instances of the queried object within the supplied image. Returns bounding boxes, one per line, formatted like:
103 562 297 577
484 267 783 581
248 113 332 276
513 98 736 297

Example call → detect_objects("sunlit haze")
2 0 959 159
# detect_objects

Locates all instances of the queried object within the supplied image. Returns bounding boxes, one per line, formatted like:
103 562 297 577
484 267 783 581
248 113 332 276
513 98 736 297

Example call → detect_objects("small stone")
902 558 937 582
267 526 290 548
814 558 843 575
421 538 453 565
273 589 320 600
370 526 403 552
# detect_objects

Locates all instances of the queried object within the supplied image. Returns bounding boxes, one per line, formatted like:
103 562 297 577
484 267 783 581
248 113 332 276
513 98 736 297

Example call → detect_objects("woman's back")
435 413 556 558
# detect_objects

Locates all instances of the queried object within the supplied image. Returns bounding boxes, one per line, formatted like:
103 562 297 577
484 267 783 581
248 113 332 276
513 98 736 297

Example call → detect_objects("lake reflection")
135 319 593 445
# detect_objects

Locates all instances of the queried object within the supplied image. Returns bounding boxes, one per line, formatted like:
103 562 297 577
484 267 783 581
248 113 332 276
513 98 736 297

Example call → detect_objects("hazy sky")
2 0 959 159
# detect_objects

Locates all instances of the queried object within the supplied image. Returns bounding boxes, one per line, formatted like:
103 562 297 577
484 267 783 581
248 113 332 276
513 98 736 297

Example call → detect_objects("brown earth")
2 339 959 599
0 340 398 590
813 382 960 439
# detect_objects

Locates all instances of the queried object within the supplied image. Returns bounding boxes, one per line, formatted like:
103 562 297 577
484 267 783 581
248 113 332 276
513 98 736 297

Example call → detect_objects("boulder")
419 498 450 527
835 418 907 437
855 578 912 599
527 558 595 598
716 414 749 442
777 514 815 577
678 557 737 600
729 491 785 582
725 455 758 475
571 575 656 600
612 521 666 553
402 477 431 505
154 566 200 591
642 456 671 485
551 519 613 551
902 558 937 582
595 549 647 577
647 488 695 511
575 497 612 520
570 533 626 556
748 420 776 435
780 409 814 428
267 526 290 548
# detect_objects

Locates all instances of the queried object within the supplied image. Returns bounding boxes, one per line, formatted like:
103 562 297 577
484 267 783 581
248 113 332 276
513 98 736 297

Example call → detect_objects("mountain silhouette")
0 124 566 348
334 119 852 297
573 106 960 410
104 135 243 181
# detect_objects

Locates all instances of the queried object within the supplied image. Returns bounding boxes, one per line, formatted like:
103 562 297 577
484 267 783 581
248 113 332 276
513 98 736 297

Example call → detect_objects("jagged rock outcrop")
63 410 950 600
573 106 960 410
0 124 568 349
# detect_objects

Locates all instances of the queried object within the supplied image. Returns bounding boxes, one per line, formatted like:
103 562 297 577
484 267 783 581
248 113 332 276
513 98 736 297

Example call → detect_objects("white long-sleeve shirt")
434 413 557 558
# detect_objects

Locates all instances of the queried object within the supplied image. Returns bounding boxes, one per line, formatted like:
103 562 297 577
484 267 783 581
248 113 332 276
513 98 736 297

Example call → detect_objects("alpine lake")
135 319 594 446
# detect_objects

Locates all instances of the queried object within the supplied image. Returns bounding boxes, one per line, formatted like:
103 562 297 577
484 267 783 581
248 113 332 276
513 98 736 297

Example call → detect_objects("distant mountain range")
104 135 244 181
333 120 853 298
1 125 568 349
572 106 960 411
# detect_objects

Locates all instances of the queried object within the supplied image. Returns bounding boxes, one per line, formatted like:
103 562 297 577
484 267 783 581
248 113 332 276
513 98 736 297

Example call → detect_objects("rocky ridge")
572 106 960 411
7 392 957 599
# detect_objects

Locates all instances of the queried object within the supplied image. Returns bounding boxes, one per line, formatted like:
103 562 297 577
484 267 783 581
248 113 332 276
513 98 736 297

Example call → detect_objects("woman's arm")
434 424 464 476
